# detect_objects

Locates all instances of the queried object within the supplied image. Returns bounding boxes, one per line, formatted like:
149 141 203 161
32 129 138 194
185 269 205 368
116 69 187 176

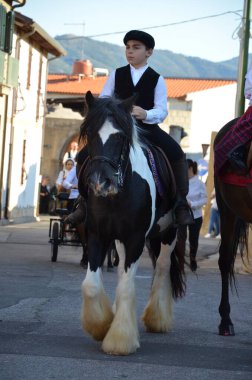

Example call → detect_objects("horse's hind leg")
218 206 236 336
218 241 235 335
102 240 141 355
142 233 176 333
81 235 113 341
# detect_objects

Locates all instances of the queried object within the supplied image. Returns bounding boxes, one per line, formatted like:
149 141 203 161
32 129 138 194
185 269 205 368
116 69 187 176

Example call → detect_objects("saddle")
220 141 252 191
223 141 252 177
145 145 176 201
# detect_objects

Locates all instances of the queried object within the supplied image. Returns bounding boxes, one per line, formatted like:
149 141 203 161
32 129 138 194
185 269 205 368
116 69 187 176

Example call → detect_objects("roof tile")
47 74 236 99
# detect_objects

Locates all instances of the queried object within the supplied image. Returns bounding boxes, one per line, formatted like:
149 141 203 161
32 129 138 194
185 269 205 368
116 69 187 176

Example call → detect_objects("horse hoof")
219 324 235 336
190 259 197 272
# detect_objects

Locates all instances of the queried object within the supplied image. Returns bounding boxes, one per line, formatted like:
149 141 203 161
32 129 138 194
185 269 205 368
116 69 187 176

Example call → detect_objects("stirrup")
172 201 194 226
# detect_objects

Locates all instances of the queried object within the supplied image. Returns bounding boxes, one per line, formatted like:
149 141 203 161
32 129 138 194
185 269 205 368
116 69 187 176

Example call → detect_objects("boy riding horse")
66 30 193 227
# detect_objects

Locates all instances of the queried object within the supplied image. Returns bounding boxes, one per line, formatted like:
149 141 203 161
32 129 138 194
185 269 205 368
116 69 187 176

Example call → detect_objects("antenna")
64 21 85 59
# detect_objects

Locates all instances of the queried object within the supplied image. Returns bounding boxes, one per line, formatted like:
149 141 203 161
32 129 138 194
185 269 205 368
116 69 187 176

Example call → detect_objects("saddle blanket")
219 168 252 187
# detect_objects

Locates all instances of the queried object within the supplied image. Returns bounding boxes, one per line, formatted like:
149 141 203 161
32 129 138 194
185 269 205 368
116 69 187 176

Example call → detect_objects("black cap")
123 30 155 49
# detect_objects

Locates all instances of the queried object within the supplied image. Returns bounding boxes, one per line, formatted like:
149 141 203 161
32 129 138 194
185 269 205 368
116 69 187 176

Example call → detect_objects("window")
0 5 6 51
26 45 32 89
36 53 43 120
21 139 27 185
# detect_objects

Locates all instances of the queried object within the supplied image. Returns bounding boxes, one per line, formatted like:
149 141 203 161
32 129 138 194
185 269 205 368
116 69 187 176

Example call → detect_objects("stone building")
41 104 83 185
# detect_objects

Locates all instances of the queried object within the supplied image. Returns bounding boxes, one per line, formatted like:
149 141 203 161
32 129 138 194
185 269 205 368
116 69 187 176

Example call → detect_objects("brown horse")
214 117 252 336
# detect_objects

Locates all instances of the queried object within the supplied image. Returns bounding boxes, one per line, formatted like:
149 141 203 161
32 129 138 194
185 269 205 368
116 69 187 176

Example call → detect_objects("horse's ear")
120 93 139 112
85 91 95 108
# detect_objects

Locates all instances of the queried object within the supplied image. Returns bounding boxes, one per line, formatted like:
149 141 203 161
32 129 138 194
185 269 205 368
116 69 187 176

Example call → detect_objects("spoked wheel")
51 222 59 262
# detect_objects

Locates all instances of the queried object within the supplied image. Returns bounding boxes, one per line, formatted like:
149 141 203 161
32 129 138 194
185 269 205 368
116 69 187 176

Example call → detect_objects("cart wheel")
51 222 59 262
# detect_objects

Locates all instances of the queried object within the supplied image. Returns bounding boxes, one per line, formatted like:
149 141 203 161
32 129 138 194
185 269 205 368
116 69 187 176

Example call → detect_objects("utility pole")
64 21 85 60
235 0 251 117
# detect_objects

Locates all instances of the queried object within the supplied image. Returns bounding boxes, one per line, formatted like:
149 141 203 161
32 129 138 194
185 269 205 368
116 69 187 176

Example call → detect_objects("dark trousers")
177 216 203 258
139 124 184 162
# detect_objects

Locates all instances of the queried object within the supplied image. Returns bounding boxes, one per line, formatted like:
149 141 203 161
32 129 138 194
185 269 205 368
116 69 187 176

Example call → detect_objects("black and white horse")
78 91 185 355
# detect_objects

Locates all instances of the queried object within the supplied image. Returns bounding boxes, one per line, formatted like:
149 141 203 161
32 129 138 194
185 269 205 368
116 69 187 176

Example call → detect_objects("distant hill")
49 34 242 79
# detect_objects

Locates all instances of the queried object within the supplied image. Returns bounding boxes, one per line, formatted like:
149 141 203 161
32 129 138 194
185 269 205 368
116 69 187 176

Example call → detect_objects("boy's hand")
132 106 147 120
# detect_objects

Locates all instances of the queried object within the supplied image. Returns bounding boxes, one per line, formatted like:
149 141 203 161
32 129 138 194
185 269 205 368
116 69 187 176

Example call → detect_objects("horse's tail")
229 218 249 290
170 241 186 299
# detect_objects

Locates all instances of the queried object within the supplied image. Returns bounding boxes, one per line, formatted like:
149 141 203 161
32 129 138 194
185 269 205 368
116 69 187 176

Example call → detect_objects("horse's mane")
80 96 139 146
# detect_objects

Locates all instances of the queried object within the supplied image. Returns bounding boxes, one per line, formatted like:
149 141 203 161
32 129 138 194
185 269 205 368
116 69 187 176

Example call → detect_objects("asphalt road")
0 218 251 380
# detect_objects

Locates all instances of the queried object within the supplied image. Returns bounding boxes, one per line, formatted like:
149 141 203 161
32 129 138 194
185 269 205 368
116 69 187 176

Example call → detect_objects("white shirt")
187 175 207 219
62 166 79 199
100 64 168 125
56 169 71 188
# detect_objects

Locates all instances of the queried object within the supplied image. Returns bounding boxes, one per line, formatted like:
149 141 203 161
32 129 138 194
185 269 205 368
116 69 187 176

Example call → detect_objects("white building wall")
2 34 48 222
186 83 237 153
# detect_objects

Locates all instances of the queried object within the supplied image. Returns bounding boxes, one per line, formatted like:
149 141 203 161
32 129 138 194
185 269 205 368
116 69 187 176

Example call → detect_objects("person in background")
177 159 208 272
39 176 50 214
62 164 79 212
56 158 75 193
63 141 78 164
62 163 88 268
205 189 220 238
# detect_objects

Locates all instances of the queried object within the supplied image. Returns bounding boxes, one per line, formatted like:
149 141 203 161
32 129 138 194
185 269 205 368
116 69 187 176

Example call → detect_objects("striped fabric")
214 105 252 174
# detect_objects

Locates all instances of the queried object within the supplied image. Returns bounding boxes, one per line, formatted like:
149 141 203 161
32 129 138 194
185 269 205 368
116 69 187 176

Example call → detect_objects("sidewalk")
197 235 252 275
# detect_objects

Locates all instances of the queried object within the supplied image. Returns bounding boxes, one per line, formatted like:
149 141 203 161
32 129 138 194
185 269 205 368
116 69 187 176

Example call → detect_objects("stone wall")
41 104 83 186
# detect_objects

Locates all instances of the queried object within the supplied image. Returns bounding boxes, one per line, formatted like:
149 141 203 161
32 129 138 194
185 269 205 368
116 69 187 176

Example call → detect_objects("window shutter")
0 5 7 51
5 11 15 54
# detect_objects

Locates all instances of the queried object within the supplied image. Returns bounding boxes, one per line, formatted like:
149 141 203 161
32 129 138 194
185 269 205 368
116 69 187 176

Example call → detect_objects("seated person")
56 158 75 193
62 164 79 212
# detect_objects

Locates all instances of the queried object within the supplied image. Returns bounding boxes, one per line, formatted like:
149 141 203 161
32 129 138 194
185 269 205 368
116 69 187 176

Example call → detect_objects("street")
0 218 252 380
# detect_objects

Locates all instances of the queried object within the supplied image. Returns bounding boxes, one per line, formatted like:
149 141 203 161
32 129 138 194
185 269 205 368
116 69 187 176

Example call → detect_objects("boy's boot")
65 196 86 226
171 155 194 226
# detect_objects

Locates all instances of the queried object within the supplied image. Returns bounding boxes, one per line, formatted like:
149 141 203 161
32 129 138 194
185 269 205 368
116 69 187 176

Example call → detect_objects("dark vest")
114 65 159 112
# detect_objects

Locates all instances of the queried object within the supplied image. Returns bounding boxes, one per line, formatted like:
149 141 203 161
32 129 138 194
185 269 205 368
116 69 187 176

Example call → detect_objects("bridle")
88 136 130 188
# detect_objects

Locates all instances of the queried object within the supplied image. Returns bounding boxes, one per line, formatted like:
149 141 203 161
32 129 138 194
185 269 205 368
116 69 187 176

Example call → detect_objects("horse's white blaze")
81 265 113 341
102 260 140 355
99 120 118 144
142 237 176 332
130 145 156 235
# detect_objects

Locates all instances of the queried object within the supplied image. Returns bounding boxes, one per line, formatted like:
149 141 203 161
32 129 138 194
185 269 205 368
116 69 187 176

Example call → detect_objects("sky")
21 0 250 62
